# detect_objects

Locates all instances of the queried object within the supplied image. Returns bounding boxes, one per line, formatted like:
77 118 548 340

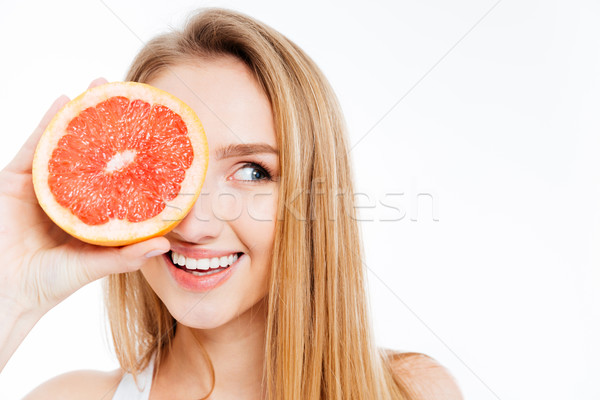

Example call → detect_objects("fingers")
81 236 171 283
88 77 109 89
4 95 70 174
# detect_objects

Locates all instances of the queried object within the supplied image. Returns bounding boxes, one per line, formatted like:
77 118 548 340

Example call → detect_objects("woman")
0 8 462 400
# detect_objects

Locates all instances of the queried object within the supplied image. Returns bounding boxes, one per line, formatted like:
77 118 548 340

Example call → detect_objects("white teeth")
170 251 240 271
186 257 198 270
197 258 210 270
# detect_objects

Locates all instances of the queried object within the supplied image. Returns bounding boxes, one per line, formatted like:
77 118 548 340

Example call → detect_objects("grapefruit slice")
32 82 208 246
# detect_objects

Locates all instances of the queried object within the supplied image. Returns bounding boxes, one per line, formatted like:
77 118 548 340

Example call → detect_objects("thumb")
81 237 171 282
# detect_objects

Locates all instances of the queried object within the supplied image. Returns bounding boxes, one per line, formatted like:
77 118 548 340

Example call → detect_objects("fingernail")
145 249 166 258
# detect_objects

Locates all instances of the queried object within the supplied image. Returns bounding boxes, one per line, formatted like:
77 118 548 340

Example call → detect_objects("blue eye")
232 163 272 182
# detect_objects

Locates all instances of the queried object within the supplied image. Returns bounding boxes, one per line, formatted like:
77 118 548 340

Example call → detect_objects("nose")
169 179 225 244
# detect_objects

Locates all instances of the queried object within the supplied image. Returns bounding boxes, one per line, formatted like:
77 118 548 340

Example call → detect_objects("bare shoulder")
23 368 124 400
384 350 464 400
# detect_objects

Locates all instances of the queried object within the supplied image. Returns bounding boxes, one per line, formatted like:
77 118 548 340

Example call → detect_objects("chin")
169 298 238 330
140 249 270 332
171 291 269 331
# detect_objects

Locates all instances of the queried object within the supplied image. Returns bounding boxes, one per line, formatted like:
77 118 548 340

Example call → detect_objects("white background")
1 1 599 399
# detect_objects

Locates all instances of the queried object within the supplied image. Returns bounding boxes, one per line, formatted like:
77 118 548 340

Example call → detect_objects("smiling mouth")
166 250 244 277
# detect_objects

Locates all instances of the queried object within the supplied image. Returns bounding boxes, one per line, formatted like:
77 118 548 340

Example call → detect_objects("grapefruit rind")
32 82 209 246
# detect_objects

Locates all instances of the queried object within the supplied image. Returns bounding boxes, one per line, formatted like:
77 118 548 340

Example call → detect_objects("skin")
140 57 280 399
0 77 172 375
8 59 463 400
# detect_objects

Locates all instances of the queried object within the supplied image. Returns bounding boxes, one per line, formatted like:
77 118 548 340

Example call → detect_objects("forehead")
148 58 277 152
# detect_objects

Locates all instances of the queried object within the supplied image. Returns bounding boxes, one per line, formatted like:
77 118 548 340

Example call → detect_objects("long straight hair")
105 8 413 399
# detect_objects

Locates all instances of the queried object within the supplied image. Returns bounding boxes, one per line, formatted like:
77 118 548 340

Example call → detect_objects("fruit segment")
47 97 194 225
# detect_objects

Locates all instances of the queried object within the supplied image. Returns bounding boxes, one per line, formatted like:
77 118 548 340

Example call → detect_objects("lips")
163 250 244 292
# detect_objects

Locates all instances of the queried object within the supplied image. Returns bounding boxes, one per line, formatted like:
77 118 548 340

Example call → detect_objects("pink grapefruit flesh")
32 82 209 246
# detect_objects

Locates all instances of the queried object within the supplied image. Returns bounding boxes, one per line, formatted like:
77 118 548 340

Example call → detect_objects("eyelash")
234 161 274 183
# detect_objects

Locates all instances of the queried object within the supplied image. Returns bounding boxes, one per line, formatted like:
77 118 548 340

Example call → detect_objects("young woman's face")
140 57 279 329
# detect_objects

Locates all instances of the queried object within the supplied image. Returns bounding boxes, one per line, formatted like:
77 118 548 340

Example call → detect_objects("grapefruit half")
32 82 208 246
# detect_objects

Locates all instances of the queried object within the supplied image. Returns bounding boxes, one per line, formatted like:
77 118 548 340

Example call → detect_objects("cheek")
209 191 244 221
236 187 278 252
210 184 278 248
209 184 278 222
228 188 277 300
139 258 169 303
246 188 278 223
138 185 278 328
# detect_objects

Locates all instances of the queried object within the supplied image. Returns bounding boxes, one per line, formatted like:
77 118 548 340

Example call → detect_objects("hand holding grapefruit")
0 78 206 320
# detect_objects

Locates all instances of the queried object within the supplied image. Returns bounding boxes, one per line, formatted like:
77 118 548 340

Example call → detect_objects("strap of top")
111 357 155 400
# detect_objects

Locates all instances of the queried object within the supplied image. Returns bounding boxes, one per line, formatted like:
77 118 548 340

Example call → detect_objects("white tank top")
111 357 155 400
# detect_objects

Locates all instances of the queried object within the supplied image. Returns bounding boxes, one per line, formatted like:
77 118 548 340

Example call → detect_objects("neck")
154 297 268 400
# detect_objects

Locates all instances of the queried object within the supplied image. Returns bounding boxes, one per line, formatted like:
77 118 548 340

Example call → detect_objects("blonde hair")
105 8 413 399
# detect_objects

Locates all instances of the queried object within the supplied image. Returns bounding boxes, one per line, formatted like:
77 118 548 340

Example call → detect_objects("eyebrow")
215 143 279 159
